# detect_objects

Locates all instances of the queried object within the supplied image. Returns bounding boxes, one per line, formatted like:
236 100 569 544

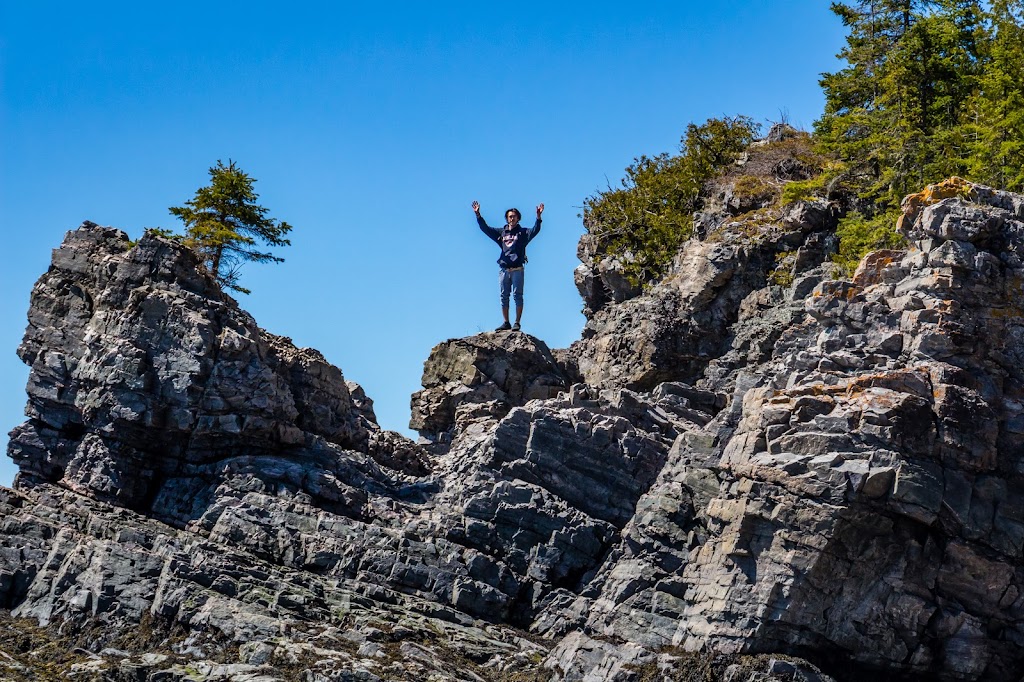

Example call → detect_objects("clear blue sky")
0 2 847 487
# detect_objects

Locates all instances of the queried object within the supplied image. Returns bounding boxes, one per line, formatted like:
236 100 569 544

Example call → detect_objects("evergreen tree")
583 116 759 284
169 160 292 294
814 0 999 271
967 0 1024 190
816 1 986 208
816 0 921 199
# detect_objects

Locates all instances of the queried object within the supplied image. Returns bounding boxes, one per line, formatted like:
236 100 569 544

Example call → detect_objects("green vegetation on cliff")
583 116 759 285
169 160 293 294
585 1 1024 281
818 0 1024 201
816 0 1024 269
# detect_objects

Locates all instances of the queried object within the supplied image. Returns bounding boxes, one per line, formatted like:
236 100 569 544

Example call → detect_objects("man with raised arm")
473 200 544 332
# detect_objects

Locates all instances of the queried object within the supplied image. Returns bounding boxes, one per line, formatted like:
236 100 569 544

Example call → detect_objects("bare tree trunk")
211 244 223 279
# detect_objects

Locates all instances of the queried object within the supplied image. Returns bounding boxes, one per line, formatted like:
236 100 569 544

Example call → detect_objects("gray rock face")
0 223 728 679
7 225 427 529
5 180 1024 681
409 332 575 442
574 233 644 317
571 200 836 391
0 484 552 681
540 182 1024 679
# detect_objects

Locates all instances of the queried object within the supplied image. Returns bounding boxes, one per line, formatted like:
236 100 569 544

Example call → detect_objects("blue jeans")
499 268 524 308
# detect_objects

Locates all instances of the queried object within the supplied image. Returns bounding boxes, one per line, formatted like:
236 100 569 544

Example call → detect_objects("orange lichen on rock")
769 369 932 404
897 176 977 233
901 176 975 215
853 249 905 287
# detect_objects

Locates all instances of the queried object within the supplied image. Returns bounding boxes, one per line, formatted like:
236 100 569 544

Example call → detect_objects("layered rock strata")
8 225 424 525
547 181 1024 679
0 225 742 680
572 199 836 391
2 179 1024 681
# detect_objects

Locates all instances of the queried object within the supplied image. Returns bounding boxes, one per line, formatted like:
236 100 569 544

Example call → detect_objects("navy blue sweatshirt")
477 214 542 268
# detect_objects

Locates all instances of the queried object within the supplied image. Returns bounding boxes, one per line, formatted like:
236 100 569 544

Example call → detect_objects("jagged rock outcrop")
7 224 427 527
571 199 836 391
409 332 575 443
537 180 1024 680
0 223 793 680
2 226 556 679
4 177 1024 681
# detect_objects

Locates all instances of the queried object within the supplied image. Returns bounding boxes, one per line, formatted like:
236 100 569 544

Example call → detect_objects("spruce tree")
169 160 292 294
817 0 987 209
816 1 921 208
876 1 984 195
967 0 1024 191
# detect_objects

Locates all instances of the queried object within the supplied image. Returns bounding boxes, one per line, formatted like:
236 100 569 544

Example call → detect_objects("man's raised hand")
536 203 545 218
472 200 481 214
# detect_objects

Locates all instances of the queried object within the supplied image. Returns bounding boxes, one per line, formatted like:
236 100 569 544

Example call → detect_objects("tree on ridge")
169 159 292 294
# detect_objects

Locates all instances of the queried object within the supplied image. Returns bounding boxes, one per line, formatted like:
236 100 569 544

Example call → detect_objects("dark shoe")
511 322 521 331
495 321 512 331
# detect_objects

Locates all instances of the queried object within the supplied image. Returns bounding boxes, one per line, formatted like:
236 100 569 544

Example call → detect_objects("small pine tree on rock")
169 159 292 294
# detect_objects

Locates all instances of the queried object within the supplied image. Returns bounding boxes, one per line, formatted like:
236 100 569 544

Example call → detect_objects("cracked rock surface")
3 180 1024 681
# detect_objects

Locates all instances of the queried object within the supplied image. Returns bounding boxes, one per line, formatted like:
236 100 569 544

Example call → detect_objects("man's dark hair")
505 208 522 222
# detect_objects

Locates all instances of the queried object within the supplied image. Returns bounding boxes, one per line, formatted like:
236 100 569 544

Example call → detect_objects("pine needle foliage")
583 116 759 286
577 3 1023 288
815 0 1024 201
964 0 1024 190
169 160 292 294
833 208 904 274
813 0 1024 269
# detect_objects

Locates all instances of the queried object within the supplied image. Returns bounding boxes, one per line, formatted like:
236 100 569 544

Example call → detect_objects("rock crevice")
3 181 1024 680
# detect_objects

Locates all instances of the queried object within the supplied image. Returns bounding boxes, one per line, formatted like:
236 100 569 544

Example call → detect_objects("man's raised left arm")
529 203 544 240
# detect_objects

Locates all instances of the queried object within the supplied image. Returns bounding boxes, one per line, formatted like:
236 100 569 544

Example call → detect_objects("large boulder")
409 331 575 442
7 224 411 524
571 200 836 390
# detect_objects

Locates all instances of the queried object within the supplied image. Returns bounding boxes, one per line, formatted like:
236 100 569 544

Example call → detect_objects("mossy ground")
0 610 104 681
0 610 237 681
625 649 831 682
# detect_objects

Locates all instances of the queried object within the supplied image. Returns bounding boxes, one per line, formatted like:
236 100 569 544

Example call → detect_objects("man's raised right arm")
473 200 500 243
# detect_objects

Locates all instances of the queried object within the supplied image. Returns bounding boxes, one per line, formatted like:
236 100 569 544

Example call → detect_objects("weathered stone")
6 181 1024 681
570 200 838 392
409 332 572 441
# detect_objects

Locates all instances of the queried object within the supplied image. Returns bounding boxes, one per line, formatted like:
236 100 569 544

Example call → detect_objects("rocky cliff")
3 176 1024 681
